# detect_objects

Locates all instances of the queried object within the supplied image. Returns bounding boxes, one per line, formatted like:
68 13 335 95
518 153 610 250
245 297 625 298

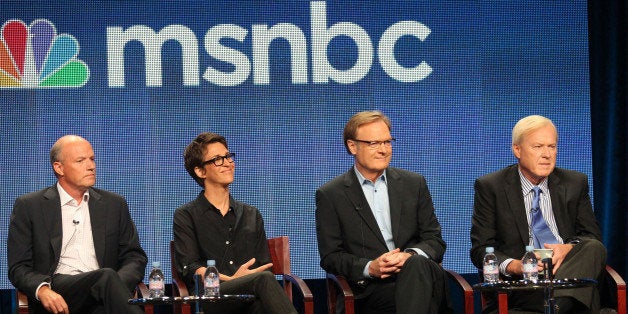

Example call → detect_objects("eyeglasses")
351 138 396 149
201 152 236 167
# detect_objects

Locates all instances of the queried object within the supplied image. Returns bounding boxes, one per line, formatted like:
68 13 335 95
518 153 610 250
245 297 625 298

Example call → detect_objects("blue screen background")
0 1 591 288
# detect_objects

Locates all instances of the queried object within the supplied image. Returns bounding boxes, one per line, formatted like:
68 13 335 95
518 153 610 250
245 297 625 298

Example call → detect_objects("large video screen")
0 1 591 288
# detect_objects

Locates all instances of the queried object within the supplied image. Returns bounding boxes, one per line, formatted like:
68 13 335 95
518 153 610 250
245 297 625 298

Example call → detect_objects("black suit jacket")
470 164 602 269
316 167 446 297
8 185 147 300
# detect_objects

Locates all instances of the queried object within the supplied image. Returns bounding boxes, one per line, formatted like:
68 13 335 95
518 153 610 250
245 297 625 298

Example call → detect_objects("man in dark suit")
8 135 147 314
316 111 451 314
470 115 606 313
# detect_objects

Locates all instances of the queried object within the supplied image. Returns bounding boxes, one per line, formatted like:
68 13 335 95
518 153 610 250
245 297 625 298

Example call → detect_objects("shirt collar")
517 168 548 195
196 191 234 213
57 182 90 206
353 166 387 185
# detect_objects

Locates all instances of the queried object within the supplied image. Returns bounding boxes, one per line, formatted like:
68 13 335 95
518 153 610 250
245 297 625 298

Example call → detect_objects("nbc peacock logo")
0 19 89 88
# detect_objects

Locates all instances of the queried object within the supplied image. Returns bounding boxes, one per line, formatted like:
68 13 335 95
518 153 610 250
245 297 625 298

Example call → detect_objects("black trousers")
30 268 143 314
355 255 452 314
201 271 297 314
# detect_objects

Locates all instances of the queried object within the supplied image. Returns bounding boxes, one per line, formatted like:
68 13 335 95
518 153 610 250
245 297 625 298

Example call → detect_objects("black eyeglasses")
201 152 236 167
351 138 396 150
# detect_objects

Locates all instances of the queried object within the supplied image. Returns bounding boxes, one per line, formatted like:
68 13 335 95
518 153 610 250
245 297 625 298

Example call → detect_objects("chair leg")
498 291 508 314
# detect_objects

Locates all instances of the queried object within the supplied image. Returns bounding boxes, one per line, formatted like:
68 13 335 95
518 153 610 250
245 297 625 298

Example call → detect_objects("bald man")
8 135 147 314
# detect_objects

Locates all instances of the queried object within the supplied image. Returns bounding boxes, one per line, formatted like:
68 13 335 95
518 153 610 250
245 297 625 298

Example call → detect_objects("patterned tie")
530 186 559 249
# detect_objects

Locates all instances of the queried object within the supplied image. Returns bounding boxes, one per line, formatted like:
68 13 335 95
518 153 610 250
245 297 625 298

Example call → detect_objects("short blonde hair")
512 115 557 146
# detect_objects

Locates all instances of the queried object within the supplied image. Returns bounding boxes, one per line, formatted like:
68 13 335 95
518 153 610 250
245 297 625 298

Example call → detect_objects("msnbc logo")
0 19 89 88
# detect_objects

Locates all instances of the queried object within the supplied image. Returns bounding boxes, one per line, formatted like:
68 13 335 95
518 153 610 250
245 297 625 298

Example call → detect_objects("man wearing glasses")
173 132 296 314
316 111 451 314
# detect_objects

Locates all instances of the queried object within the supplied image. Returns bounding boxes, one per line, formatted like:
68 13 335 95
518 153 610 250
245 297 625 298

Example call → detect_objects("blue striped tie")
531 186 559 249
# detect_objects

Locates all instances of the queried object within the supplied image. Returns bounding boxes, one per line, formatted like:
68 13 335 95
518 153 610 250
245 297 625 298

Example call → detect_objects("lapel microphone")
73 219 80 225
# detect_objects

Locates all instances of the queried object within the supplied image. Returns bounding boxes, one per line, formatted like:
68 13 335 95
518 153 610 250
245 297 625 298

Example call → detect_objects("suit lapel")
503 166 530 246
548 172 567 237
342 169 387 248
43 186 63 265
386 168 402 242
88 188 106 267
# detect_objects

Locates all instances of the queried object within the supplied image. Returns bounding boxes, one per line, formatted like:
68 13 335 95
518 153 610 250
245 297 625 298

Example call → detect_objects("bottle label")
149 280 164 290
205 275 218 287
483 265 498 274
523 263 536 272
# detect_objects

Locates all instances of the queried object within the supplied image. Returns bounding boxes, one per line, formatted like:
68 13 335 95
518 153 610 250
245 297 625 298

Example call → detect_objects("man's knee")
254 271 276 283
580 238 607 258
93 268 119 280
403 255 438 272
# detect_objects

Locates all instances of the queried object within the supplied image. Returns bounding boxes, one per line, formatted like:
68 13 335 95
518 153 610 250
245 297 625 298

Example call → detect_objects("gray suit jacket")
8 185 147 300
470 164 602 269
316 167 446 297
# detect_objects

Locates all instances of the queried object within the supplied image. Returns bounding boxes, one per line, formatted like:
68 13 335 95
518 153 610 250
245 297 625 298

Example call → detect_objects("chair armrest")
17 290 29 314
606 265 626 286
172 275 190 298
283 274 314 299
606 265 626 314
283 273 314 314
444 269 474 314
135 282 150 298
326 273 354 298
326 273 355 314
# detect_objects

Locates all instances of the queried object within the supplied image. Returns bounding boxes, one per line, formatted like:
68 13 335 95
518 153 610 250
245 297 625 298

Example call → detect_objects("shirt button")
225 241 230 245
229 261 234 265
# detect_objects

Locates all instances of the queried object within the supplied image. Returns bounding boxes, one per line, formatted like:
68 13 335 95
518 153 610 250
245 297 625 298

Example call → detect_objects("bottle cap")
152 261 160 268
486 247 494 253
207 259 216 267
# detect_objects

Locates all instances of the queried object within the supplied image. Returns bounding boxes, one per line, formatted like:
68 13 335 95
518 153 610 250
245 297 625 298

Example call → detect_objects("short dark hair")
184 132 228 187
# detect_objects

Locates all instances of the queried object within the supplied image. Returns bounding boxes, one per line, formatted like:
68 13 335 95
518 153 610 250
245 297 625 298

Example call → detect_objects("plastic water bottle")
483 247 499 283
522 245 539 282
204 260 220 298
148 261 165 298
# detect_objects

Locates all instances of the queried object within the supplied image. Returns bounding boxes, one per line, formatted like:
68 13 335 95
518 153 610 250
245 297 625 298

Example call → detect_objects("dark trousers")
30 268 143 314
355 255 452 314
201 271 297 314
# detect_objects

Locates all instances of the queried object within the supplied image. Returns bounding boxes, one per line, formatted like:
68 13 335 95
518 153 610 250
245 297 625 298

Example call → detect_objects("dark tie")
531 186 559 249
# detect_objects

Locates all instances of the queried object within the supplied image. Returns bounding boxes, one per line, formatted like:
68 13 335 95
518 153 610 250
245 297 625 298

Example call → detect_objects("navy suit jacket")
470 164 602 269
316 167 446 297
8 185 147 300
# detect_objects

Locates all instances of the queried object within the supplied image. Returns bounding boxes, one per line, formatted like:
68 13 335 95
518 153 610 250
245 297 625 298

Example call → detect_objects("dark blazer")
470 164 602 269
316 167 446 297
8 185 147 300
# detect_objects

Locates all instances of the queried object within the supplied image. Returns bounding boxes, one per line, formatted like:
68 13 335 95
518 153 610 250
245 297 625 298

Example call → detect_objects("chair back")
267 236 293 299
267 236 290 275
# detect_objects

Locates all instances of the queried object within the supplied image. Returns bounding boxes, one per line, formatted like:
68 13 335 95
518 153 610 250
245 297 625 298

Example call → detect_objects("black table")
473 278 597 314
129 294 255 314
